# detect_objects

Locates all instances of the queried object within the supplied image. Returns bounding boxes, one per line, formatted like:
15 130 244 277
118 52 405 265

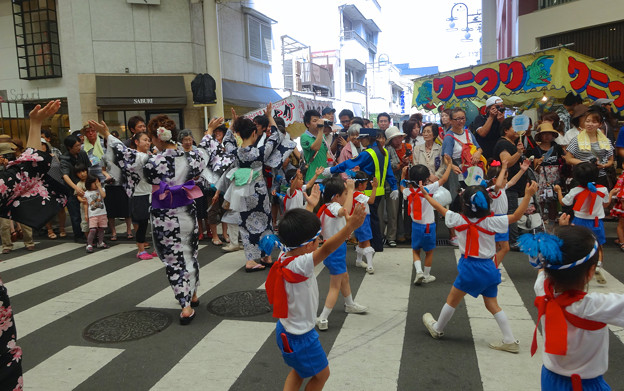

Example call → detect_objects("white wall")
518 0 624 55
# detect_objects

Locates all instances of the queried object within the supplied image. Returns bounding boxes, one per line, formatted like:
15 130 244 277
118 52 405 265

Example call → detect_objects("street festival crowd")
1 93 624 390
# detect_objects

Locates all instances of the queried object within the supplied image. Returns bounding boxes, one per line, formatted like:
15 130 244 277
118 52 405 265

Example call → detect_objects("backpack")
191 74 217 104
450 130 487 174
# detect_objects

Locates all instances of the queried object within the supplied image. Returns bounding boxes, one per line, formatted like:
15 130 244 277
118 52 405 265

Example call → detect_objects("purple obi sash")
151 180 203 209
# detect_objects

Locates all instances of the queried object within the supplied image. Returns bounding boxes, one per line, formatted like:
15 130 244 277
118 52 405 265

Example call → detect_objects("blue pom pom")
318 184 325 194
587 182 597 193
259 234 281 255
518 233 540 258
473 191 488 210
346 169 357 178
276 175 283 182
534 232 564 264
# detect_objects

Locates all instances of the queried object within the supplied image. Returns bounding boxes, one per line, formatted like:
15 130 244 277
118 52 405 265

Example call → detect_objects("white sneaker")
345 302 368 314
500 275 507 282
422 313 443 339
488 340 520 354
366 265 374 274
449 237 459 246
222 243 240 252
595 268 607 284
414 272 425 285
422 275 436 284
316 318 328 331
355 261 368 269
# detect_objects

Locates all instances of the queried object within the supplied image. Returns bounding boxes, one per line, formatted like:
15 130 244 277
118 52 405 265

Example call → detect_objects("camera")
405 149 413 157
589 157 598 165
317 119 333 128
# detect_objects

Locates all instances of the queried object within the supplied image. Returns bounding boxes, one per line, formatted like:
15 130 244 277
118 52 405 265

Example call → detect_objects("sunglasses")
452 117 466 121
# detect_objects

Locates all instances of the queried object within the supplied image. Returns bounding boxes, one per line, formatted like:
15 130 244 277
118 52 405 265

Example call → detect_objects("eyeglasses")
452 117 466 121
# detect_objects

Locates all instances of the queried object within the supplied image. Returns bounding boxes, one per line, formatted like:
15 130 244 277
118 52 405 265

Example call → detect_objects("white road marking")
0 243 82 273
150 320 275 391
24 346 124 391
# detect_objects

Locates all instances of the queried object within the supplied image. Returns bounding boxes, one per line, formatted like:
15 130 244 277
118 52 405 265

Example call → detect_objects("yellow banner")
412 48 624 111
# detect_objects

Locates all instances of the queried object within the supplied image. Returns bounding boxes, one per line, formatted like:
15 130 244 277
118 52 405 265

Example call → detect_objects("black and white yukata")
219 126 295 261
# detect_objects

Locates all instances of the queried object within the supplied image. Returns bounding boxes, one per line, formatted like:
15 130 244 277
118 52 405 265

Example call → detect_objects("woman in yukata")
91 115 222 325
219 103 296 272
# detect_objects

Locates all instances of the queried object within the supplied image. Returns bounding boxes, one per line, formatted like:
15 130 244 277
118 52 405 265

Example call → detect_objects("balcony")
346 82 366 94
300 62 332 90
344 30 367 48
538 0 577 9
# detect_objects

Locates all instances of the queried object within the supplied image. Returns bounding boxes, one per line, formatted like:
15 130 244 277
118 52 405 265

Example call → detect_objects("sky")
255 0 483 73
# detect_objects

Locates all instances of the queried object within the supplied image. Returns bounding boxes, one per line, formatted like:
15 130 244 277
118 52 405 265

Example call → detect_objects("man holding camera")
300 109 340 182
470 96 505 159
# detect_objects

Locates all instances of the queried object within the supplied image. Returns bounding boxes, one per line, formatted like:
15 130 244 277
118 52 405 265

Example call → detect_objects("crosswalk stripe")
5 245 136 295
150 320 275 390
454 249 543 391
14 259 163 338
324 249 410 390
135 245 238 310
23 346 124 390
0 243 83 273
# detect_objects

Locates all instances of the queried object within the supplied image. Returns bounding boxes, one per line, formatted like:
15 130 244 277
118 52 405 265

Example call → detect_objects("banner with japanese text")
412 48 624 112
243 95 332 138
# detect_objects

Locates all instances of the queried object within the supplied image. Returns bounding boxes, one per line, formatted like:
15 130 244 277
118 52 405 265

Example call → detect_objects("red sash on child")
488 188 502 199
266 255 309 319
407 188 427 221
317 203 336 219
454 214 496 257
283 189 300 209
573 185 606 215
531 278 606 357
351 191 364 214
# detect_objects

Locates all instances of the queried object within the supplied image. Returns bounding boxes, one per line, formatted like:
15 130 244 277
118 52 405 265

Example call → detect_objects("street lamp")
446 3 482 42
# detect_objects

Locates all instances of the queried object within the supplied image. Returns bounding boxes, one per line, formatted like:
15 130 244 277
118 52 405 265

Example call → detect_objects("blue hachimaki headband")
517 232 598 270
259 228 322 254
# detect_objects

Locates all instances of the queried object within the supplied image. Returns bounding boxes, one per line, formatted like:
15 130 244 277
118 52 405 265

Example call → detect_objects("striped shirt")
566 137 613 177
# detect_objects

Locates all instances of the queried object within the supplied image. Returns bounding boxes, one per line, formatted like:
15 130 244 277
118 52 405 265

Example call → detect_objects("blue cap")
321 107 336 116
357 128 378 138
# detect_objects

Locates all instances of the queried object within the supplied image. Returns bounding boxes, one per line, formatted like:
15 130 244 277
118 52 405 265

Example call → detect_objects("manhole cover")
207 290 271 317
437 239 450 246
83 310 171 343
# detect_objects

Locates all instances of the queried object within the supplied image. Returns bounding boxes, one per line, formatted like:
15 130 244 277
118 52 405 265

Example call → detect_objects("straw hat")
571 104 589 119
0 142 17 155
384 126 406 144
534 122 559 142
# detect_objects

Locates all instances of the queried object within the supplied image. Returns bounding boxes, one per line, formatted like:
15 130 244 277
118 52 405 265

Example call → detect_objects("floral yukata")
0 148 57 390
127 145 206 309
218 126 295 261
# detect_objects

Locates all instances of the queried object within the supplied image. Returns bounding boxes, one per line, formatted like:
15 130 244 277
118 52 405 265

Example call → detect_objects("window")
247 15 272 62
12 0 62 80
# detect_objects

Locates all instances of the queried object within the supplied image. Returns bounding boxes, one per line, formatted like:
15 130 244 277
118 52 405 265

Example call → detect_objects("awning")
222 79 283 108
96 76 187 106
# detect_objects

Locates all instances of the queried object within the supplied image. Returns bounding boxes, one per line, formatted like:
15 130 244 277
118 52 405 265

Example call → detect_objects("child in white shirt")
316 177 368 331
400 155 452 285
282 167 323 212
352 171 377 274
263 186 367 391
83 175 109 253
518 219 624 390
555 162 616 285
421 182 538 354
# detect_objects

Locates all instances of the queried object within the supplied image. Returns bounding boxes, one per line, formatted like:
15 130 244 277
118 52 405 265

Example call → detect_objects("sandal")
127 233 134 240
47 230 58 240
212 238 223 246
59 230 67 238
222 234 230 244
10 231 17 243
110 234 118 242
244 263 265 273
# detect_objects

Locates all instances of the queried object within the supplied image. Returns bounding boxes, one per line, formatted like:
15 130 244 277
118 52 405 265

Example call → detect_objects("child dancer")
352 171 377 274
282 167 323 212
316 177 368 331
611 168 624 252
518 221 624 390
400 155 452 285
554 162 613 284
83 175 109 253
421 181 538 353
485 159 531 267
262 201 367 391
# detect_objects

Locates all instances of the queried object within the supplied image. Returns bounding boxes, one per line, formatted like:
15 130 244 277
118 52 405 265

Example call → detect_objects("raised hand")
29 100 61 123
304 184 321 210
558 213 570 226
346 179 355 191
265 102 273 117
88 120 109 137
526 180 538 196
206 117 225 135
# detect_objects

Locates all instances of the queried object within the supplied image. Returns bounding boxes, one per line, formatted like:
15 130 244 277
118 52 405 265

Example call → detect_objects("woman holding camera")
564 109 614 188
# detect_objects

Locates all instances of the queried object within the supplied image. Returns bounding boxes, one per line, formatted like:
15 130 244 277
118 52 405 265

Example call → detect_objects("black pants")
370 197 384 252
507 190 519 244
66 195 84 240
135 220 149 243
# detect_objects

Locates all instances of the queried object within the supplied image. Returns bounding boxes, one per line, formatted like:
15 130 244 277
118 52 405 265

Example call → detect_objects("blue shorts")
276 321 328 379
354 214 372 242
453 255 501 298
541 366 610 391
572 217 606 245
411 222 436 252
494 214 509 242
323 242 347 275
